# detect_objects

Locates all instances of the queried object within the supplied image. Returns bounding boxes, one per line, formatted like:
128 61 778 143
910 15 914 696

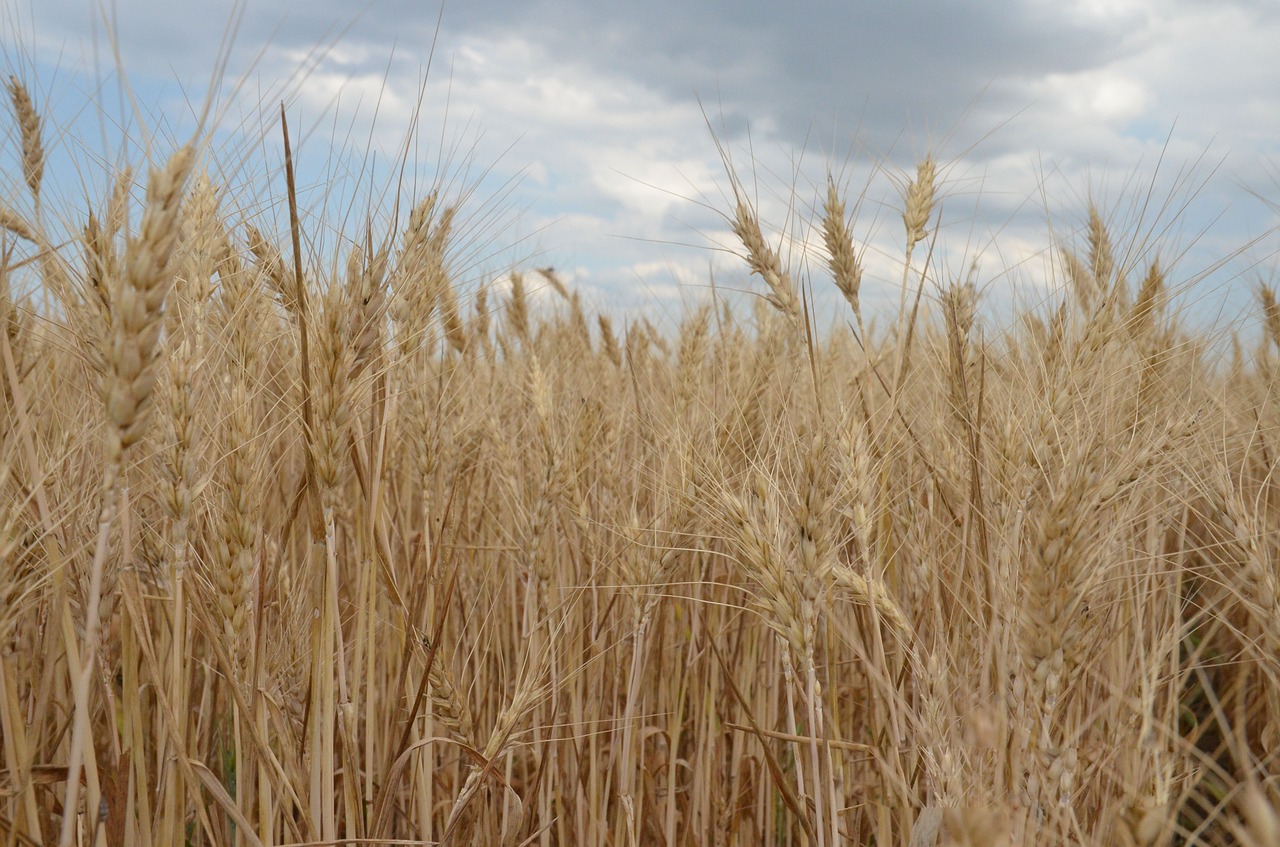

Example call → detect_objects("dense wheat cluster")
1 69 1279 847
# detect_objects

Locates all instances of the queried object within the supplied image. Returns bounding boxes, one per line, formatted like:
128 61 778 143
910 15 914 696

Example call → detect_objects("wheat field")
1 64 1279 847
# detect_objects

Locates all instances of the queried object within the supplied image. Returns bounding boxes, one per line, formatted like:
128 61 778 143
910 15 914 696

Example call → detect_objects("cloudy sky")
5 0 1280 331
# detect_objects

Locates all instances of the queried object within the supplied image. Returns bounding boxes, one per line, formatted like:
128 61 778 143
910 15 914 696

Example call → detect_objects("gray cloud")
8 0 1135 147
432 0 1139 155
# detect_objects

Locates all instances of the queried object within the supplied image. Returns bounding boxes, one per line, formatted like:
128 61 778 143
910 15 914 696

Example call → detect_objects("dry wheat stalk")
613 431 707 843
1235 785 1280 847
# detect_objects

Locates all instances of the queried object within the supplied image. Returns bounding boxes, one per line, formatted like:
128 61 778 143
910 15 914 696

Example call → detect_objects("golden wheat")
1 54 1278 847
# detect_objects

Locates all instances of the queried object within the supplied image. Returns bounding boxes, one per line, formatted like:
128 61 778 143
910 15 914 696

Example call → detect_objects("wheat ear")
1259 284 1280 353
902 157 936 256
7 77 45 201
731 196 800 321
822 176 863 323
60 144 193 847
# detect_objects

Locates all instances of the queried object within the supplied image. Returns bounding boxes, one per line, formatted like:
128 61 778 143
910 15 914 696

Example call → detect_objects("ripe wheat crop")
0 56 1278 847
